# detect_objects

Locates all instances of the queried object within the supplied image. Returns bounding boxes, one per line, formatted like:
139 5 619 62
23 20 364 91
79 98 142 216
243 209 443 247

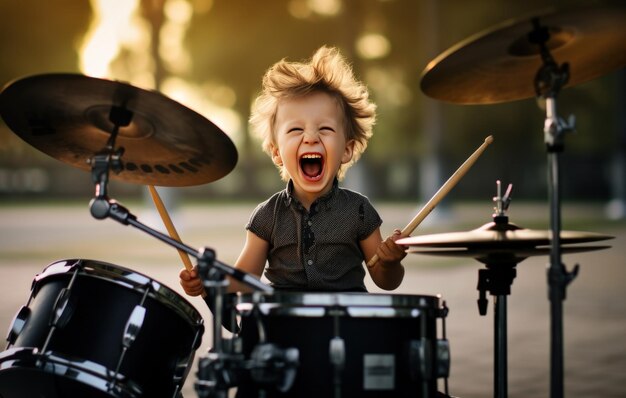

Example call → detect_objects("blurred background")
1 0 625 209
1 1 625 398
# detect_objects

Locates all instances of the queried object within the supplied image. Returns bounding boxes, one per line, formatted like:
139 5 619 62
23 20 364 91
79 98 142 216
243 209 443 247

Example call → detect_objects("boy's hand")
376 229 407 268
179 266 205 296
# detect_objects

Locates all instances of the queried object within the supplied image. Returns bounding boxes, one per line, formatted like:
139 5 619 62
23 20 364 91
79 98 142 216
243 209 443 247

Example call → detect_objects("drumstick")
148 185 207 298
366 135 494 268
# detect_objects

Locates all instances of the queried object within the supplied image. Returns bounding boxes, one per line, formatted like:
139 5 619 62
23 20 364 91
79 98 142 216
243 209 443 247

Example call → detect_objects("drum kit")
0 4 624 398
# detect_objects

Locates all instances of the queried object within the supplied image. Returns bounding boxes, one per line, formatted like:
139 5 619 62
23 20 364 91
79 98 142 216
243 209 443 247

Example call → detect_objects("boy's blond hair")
250 46 376 181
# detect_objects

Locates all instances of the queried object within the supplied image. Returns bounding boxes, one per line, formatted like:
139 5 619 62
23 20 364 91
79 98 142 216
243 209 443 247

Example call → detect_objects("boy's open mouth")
300 153 324 179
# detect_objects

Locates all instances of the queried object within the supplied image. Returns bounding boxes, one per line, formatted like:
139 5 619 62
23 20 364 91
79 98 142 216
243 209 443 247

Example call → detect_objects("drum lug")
123 305 146 348
50 288 76 329
408 338 451 380
436 339 451 378
329 336 345 371
109 304 147 392
48 263 82 333
6 306 31 346
409 339 429 380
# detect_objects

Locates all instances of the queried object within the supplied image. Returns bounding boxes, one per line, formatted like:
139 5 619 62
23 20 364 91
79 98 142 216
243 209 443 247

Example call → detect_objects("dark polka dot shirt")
247 180 382 292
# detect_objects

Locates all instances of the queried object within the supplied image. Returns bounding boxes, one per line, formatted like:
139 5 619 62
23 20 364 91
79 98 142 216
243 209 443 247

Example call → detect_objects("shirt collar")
284 179 339 211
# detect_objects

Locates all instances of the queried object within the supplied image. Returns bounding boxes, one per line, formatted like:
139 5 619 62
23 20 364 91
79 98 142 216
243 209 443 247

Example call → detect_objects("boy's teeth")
300 153 323 178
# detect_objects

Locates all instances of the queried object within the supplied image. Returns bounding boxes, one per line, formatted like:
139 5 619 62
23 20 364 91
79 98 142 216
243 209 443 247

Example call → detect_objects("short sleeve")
245 195 280 242
355 195 382 241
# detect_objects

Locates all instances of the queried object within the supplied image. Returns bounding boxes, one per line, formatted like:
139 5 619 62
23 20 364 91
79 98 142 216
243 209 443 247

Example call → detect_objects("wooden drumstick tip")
485 135 494 144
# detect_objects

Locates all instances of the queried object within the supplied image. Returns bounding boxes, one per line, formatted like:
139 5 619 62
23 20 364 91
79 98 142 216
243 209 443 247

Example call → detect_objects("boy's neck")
290 179 336 211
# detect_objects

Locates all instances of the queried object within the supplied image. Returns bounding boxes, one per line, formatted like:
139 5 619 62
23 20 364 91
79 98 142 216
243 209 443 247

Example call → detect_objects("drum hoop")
236 304 424 318
236 292 442 312
0 347 142 397
35 259 203 327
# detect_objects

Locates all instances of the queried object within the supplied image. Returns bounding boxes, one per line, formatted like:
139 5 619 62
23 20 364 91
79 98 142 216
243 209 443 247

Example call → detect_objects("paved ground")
0 201 624 397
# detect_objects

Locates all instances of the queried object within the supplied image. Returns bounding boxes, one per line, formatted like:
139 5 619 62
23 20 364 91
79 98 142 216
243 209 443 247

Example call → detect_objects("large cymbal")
397 221 614 248
0 73 238 186
420 5 626 104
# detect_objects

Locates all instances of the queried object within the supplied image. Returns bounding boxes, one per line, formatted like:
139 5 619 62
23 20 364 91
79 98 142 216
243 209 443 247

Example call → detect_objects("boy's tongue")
302 161 322 178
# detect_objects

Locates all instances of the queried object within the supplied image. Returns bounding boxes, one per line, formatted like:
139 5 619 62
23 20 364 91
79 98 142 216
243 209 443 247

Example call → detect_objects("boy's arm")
229 230 270 293
361 228 406 291
179 230 269 295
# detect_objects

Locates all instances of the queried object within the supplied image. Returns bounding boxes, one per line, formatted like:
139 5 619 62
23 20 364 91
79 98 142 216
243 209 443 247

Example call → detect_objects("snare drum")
0 259 204 398
234 292 449 398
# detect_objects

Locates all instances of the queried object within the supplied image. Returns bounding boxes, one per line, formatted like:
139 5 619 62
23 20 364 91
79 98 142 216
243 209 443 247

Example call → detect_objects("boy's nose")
303 130 319 143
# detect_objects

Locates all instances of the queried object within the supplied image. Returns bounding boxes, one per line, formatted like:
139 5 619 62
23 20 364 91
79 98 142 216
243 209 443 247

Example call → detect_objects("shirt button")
307 260 313 266
308 221 312 226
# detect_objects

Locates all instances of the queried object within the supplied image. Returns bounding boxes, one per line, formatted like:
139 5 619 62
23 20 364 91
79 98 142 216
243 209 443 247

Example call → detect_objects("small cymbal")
407 245 611 264
397 222 614 248
420 6 626 104
0 73 238 186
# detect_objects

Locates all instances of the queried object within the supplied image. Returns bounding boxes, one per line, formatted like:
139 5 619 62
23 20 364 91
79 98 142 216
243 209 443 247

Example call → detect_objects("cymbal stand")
87 105 273 398
529 18 579 398
194 252 240 398
476 181 517 398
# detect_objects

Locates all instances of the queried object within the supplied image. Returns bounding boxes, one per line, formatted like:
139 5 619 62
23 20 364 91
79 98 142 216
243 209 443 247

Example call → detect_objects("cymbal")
407 245 611 265
396 221 614 248
420 5 626 104
0 73 238 187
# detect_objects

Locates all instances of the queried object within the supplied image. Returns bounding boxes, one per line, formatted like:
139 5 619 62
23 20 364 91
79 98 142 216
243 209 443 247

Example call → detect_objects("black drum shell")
234 292 443 398
0 259 204 398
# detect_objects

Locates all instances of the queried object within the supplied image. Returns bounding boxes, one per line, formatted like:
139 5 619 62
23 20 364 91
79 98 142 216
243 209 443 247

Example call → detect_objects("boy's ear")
341 139 355 164
271 144 283 166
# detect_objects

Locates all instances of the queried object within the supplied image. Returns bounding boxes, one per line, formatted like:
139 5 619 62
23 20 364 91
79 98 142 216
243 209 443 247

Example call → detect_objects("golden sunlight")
307 0 342 16
288 0 342 19
79 0 153 86
161 0 193 74
78 0 240 140
356 33 391 60
162 77 242 144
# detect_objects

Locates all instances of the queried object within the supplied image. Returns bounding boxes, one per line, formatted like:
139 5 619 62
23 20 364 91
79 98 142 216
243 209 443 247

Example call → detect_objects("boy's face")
272 91 354 199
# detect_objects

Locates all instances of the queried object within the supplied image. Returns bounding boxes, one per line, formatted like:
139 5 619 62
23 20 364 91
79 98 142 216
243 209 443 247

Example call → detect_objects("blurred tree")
0 0 623 203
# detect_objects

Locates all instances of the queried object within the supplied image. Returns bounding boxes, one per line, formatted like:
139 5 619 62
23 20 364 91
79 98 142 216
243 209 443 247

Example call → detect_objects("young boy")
180 46 406 295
